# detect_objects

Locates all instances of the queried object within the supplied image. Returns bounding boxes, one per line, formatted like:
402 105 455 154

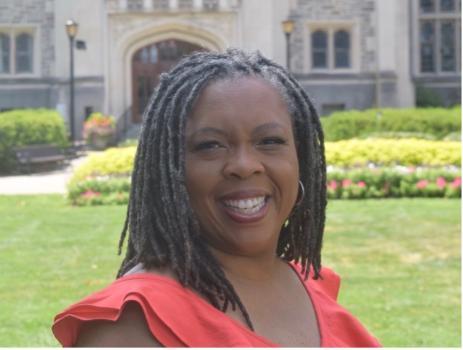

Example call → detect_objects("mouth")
219 194 270 223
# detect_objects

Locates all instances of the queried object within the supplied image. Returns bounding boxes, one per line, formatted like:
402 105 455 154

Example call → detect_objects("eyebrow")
190 122 286 138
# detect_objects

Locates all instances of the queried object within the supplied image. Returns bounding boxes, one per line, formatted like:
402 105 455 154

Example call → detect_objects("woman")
52 49 380 347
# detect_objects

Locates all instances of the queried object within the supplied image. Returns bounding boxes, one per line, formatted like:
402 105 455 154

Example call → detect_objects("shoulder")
75 301 162 347
52 272 187 347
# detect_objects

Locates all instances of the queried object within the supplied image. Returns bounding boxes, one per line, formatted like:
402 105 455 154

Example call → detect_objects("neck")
209 247 285 283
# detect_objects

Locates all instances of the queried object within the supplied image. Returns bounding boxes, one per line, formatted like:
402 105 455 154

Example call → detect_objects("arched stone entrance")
131 39 206 123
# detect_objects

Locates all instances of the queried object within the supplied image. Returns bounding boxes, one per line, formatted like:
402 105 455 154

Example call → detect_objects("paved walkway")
0 155 90 195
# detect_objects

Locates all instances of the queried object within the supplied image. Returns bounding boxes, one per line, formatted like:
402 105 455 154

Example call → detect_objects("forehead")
187 76 292 131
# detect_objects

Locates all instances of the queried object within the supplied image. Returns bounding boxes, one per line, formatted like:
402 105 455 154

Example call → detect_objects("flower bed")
327 167 461 199
68 142 461 205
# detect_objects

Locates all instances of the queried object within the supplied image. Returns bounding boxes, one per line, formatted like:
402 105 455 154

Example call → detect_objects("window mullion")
10 29 15 74
435 19 441 73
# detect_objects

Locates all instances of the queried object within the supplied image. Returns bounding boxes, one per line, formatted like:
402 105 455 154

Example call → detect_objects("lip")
218 189 271 224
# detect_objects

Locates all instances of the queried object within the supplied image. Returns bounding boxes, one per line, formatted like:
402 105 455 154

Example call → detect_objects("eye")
194 140 224 151
259 137 287 146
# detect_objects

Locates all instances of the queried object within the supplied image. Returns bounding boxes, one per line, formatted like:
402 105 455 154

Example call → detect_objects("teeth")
223 196 266 214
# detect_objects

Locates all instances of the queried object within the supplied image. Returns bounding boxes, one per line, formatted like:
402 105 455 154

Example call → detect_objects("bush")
325 139 460 167
67 146 136 205
68 177 131 205
321 107 461 141
327 168 461 199
69 147 136 184
0 109 68 172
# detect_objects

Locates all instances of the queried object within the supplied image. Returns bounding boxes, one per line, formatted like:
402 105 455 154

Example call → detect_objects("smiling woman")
52 49 381 347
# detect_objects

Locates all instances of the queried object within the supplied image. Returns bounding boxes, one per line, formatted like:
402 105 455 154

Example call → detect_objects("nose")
223 146 265 179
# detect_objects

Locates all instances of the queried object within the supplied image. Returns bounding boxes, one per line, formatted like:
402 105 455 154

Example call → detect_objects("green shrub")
325 139 460 167
0 109 68 172
321 107 461 141
69 147 136 184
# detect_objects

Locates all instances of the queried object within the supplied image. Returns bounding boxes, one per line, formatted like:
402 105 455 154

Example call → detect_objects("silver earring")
295 180 305 206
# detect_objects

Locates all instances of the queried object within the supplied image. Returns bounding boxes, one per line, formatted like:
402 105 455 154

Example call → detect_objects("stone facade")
0 0 55 76
291 0 377 73
0 0 460 139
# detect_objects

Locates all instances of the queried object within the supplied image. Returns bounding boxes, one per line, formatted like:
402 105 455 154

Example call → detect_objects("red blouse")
52 264 381 347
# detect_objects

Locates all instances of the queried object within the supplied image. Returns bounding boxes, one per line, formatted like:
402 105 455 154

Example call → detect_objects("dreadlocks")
117 48 327 330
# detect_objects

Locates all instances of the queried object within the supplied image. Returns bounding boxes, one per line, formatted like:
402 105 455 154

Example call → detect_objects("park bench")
14 144 67 173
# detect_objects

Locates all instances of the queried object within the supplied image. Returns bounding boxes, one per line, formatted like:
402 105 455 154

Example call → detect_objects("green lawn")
0 195 460 347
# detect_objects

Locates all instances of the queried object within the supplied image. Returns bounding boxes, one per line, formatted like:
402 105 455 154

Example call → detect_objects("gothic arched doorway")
131 39 206 123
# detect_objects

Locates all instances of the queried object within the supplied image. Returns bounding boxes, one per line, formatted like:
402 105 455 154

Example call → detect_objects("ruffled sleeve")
52 274 277 347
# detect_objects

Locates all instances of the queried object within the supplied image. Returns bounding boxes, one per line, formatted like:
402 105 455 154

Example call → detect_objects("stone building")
0 0 460 139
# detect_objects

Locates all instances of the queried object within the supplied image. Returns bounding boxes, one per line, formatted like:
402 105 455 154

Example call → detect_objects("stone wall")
0 0 55 77
290 0 376 73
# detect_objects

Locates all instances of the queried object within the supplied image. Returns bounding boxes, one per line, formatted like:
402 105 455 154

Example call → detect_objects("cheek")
185 156 218 214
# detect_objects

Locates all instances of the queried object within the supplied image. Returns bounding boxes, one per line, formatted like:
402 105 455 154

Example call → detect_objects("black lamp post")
281 19 295 71
65 19 78 143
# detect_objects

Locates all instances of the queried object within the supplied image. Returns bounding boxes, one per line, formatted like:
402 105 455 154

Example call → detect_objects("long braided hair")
117 48 327 329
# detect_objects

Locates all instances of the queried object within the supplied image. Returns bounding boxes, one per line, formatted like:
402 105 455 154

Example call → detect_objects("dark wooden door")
131 39 205 123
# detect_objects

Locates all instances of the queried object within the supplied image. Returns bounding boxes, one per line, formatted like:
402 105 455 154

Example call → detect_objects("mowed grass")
0 195 460 347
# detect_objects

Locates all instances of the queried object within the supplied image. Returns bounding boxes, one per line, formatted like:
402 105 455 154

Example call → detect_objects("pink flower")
416 180 428 189
357 181 366 188
82 190 101 199
342 179 352 187
451 177 461 188
436 177 447 189
327 180 338 190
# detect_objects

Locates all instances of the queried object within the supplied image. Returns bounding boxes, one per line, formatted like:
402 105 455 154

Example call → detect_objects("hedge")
69 139 460 185
321 107 461 141
69 147 136 184
325 139 460 167
0 109 68 172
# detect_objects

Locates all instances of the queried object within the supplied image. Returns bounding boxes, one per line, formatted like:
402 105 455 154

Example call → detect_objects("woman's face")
185 77 299 258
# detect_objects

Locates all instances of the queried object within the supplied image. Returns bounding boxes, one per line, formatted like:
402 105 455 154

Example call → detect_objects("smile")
222 196 266 214
219 195 270 223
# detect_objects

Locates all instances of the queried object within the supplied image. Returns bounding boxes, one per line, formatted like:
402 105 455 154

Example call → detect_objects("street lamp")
65 19 78 143
281 19 295 71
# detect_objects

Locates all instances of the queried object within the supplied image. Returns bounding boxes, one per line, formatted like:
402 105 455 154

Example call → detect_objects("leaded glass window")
334 30 350 68
15 33 33 73
312 30 328 68
440 0 455 11
0 33 9 73
441 21 456 71
420 0 436 13
420 21 435 72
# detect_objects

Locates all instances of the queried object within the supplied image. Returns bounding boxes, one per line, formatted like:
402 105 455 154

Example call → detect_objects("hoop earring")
295 180 305 206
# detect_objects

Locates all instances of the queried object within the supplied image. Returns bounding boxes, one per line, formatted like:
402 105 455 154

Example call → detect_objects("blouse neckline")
116 261 324 347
